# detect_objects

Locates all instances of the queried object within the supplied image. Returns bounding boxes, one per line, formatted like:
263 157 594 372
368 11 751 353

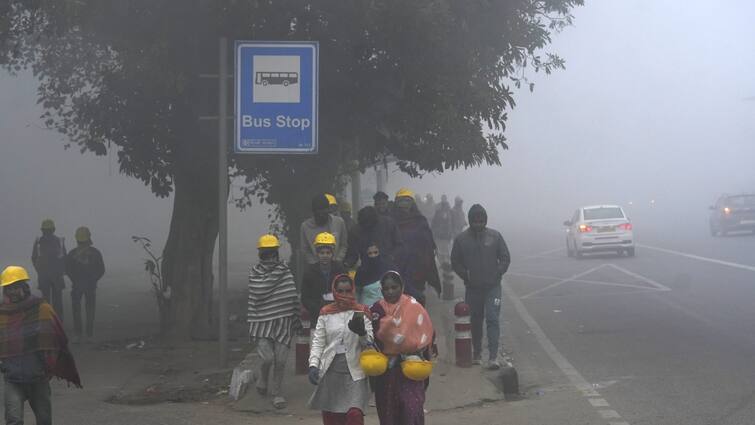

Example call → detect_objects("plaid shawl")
0 296 82 387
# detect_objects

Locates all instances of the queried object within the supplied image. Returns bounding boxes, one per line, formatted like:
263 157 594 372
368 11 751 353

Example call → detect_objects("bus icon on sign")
255 72 299 87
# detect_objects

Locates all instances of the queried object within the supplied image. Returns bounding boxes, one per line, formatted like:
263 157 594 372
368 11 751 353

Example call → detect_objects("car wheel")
627 248 636 257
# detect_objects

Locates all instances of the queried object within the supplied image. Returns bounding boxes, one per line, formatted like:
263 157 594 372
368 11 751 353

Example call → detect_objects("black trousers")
71 282 97 337
38 277 64 322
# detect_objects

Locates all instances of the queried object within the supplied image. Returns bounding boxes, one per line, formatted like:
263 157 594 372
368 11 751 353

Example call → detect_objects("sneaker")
486 360 501 370
272 396 287 409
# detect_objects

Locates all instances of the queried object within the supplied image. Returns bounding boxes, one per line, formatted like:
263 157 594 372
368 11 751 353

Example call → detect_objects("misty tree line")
0 0 582 339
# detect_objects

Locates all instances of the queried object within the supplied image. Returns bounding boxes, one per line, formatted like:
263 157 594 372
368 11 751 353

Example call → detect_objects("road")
501 214 755 425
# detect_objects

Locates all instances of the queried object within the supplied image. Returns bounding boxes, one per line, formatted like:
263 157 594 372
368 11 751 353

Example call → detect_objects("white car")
564 205 635 258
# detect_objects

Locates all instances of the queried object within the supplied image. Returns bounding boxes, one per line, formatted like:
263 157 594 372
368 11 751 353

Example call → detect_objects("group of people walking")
247 188 510 425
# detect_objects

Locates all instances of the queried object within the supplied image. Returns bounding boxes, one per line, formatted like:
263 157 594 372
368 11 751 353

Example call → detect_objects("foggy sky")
1 0 754 277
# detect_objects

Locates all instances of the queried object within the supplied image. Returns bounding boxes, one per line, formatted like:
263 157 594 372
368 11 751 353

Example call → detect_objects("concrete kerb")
230 290 506 416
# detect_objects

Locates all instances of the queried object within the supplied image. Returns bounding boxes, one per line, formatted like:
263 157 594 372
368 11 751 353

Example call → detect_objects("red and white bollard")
295 307 311 375
454 302 472 367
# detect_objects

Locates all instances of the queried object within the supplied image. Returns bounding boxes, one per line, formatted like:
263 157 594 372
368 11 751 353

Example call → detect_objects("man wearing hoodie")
450 204 510 370
300 194 349 266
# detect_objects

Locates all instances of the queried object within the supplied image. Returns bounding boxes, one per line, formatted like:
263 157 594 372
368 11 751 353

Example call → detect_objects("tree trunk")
161 139 219 340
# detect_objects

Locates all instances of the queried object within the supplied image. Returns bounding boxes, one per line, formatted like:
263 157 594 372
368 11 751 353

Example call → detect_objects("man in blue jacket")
451 204 510 370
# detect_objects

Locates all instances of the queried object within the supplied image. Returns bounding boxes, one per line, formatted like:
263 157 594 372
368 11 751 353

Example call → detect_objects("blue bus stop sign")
235 41 319 154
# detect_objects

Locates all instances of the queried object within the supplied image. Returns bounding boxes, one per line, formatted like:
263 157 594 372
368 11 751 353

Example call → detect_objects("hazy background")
1 0 754 280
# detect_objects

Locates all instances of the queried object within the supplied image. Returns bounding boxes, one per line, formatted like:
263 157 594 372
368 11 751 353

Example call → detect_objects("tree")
0 0 582 339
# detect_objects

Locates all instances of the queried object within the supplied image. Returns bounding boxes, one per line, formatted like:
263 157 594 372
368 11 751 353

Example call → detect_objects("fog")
2 0 754 276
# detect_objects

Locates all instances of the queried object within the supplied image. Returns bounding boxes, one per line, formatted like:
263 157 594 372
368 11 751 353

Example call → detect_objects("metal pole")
218 37 229 368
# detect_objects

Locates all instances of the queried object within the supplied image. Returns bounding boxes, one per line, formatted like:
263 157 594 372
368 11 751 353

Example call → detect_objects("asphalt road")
502 215 755 425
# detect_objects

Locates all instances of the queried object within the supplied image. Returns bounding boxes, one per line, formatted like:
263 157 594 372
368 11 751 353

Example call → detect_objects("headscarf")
319 274 370 316
375 272 434 355
354 247 391 288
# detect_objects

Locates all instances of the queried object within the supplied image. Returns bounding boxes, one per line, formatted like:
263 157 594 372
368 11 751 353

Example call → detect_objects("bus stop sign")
235 41 319 154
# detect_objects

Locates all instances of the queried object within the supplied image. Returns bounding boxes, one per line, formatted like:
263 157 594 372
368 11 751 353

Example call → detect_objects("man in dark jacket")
451 204 510 370
373 191 391 217
344 206 403 270
0 266 82 425
65 227 105 343
31 219 67 320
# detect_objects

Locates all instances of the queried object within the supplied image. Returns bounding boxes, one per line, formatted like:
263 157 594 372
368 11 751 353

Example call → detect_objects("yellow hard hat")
1 266 30 287
347 269 357 281
325 193 337 206
41 219 55 230
400 358 433 381
314 232 336 246
395 188 415 199
257 234 280 249
75 226 92 243
359 349 388 377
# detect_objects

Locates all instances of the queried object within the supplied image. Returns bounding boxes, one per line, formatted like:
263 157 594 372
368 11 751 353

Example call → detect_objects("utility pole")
218 36 229 368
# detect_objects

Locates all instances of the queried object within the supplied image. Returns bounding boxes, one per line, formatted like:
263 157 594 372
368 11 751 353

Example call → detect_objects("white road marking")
519 265 609 299
599 410 622 419
519 246 566 261
510 271 668 292
505 280 632 424
638 243 755 273
504 281 599 398
605 263 672 291
589 398 610 407
513 263 670 299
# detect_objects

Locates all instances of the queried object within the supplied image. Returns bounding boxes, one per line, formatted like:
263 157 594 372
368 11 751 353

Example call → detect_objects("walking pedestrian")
64 227 105 344
451 196 467 238
393 189 441 303
450 204 510 369
368 271 435 425
373 192 391 217
431 195 454 261
344 206 403 271
302 233 346 325
31 219 66 320
308 274 374 425
0 266 82 425
301 194 349 266
353 244 391 306
248 234 301 409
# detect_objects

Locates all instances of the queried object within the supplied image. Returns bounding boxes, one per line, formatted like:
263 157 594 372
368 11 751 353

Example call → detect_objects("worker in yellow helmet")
301 232 346 325
300 194 348 266
393 188 441 304
64 226 105 344
248 234 300 410
324 193 338 215
31 219 67 320
0 266 82 425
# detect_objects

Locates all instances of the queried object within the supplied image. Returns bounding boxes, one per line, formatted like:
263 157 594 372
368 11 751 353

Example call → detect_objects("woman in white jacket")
308 274 374 425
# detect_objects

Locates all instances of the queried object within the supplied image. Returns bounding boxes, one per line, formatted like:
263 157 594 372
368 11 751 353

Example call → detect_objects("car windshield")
726 195 755 207
583 207 625 220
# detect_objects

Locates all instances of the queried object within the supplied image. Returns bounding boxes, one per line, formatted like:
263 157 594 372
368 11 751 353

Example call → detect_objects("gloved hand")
348 313 366 336
308 367 320 385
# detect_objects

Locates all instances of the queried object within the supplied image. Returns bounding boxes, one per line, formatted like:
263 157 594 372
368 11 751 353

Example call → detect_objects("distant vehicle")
255 71 299 87
564 205 635 258
709 194 755 236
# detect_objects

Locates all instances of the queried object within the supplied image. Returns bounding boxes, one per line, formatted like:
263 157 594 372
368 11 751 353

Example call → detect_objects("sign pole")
218 36 229 368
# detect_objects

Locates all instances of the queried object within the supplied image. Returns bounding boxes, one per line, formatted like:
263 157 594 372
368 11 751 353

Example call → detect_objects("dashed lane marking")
504 281 632 424
638 244 755 273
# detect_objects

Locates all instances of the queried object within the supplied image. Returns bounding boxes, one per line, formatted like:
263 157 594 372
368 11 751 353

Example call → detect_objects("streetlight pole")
218 36 229 368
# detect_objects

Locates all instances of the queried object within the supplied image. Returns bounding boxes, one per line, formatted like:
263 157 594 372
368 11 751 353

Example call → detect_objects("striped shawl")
247 262 300 344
